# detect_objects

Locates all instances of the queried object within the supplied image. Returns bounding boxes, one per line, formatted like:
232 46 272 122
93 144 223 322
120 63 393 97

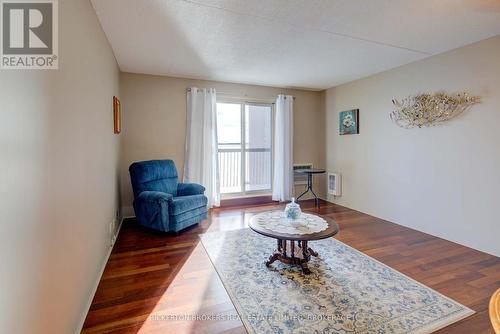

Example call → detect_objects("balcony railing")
218 144 271 194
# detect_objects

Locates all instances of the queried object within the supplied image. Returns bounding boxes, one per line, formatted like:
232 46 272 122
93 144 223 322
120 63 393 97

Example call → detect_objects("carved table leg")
300 262 311 275
308 247 319 257
302 241 308 260
264 239 319 273
266 253 280 267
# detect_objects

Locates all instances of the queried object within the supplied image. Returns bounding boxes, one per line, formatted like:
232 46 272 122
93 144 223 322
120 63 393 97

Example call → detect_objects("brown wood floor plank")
82 200 499 333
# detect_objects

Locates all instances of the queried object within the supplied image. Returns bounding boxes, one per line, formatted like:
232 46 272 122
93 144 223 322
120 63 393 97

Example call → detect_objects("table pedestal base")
265 239 318 275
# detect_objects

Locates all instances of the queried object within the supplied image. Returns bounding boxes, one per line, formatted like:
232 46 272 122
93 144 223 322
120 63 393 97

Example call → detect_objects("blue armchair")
129 160 208 233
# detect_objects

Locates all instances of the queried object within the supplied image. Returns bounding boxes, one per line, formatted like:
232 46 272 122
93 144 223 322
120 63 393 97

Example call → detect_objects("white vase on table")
284 197 301 220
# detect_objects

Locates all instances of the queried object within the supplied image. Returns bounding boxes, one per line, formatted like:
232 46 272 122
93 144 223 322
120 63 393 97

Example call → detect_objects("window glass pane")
218 150 241 194
217 102 241 149
245 104 272 149
245 104 272 192
217 102 242 194
245 151 271 192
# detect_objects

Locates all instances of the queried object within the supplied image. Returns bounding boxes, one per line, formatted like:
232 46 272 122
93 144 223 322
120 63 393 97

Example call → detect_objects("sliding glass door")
217 101 273 197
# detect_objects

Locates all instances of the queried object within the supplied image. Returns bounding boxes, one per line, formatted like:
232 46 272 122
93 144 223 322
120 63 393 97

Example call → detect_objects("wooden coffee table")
249 212 339 274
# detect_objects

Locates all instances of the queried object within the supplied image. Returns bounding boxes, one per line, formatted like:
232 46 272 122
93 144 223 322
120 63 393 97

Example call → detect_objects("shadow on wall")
118 1 215 218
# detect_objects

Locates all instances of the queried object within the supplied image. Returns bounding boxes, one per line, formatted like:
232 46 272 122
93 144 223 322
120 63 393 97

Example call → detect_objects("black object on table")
295 168 326 204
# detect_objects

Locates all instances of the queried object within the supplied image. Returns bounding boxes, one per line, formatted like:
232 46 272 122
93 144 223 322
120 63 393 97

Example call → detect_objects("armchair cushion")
169 194 208 216
177 183 206 196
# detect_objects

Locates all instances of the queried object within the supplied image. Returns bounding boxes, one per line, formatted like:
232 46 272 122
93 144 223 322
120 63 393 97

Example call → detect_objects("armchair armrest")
136 191 173 203
177 183 205 196
133 191 172 232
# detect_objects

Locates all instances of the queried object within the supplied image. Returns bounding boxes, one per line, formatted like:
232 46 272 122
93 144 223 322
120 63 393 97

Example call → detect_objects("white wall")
0 1 120 333
120 73 326 216
325 36 500 257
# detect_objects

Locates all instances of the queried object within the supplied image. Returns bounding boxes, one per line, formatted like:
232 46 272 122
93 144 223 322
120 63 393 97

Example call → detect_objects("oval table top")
249 211 339 241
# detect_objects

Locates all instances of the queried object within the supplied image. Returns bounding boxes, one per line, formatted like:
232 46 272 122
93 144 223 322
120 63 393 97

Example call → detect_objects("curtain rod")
186 88 295 100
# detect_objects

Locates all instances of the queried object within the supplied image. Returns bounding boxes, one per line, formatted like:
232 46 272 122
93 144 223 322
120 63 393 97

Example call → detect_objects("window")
217 101 273 197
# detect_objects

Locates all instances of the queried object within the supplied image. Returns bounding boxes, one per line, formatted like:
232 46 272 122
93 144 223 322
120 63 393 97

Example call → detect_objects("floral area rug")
200 228 474 334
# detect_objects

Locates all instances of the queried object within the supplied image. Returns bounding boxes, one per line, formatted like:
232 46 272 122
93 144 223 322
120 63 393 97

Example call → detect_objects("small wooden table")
249 212 339 274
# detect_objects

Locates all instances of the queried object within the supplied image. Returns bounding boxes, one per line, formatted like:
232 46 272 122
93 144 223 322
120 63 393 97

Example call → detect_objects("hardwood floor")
82 200 500 333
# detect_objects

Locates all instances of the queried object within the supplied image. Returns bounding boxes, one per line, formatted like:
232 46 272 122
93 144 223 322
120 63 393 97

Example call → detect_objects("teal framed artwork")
339 109 359 135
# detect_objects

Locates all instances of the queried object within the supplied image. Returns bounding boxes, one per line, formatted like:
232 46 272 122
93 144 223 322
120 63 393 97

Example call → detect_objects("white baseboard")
122 205 135 218
74 217 124 334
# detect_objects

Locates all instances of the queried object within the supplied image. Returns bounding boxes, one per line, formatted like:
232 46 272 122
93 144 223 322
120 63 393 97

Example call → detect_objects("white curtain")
184 87 220 207
272 95 294 202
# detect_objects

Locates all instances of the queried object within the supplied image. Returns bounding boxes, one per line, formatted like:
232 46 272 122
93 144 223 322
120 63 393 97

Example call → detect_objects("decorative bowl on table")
284 197 302 220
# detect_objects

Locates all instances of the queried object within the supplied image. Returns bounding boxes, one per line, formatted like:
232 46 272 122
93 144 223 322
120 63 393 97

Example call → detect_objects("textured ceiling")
91 0 500 90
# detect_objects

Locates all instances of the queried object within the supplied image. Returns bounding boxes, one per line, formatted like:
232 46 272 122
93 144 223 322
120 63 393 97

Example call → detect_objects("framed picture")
113 96 121 134
339 109 359 135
